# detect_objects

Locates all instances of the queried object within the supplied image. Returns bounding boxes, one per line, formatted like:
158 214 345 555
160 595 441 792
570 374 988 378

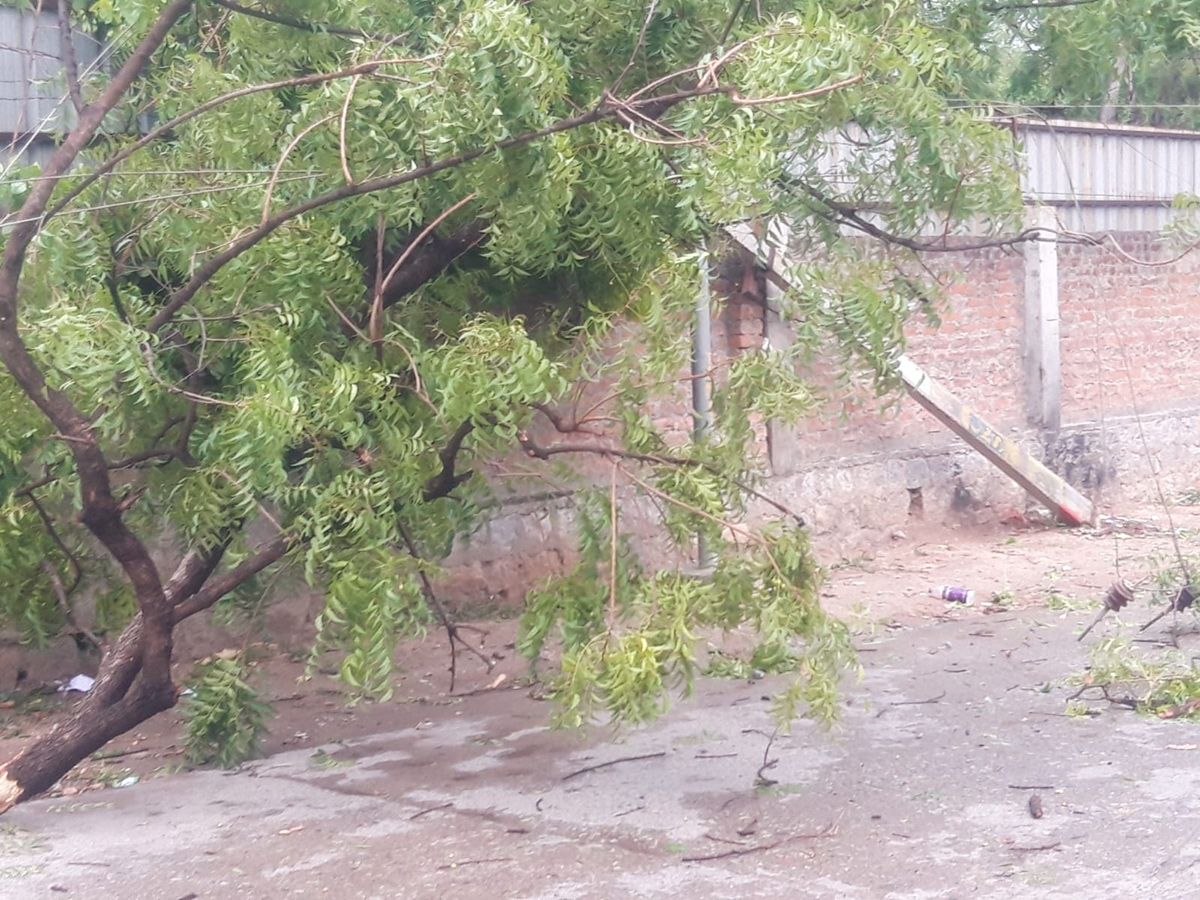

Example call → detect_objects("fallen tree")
0 0 1025 812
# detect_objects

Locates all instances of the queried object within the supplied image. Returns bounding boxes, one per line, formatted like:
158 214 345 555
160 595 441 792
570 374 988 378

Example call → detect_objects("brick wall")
1058 235 1200 424
440 230 1200 604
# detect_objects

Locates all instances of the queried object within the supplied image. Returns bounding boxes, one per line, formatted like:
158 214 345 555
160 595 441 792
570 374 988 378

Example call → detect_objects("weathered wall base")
430 406 1200 605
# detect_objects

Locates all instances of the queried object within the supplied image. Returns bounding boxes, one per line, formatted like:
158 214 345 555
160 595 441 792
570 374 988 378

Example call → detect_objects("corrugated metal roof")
0 6 100 138
1012 118 1200 233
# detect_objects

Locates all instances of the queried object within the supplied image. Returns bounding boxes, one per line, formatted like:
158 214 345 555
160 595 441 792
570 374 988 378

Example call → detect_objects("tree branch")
171 534 294 622
376 220 488 309
27 491 83 593
516 431 805 526
422 419 476 501
165 545 228 605
981 0 1099 10
43 60 419 230
56 0 84 115
41 560 100 651
371 193 478 353
145 81 760 336
0 0 195 700
208 0 403 43
395 519 493 693
789 178 1043 254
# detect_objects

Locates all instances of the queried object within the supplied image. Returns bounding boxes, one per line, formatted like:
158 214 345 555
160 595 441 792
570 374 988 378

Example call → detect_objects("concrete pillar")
1023 206 1062 433
761 219 800 476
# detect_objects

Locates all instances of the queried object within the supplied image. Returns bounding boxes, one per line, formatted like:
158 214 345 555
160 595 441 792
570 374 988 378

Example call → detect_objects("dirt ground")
2 506 1200 899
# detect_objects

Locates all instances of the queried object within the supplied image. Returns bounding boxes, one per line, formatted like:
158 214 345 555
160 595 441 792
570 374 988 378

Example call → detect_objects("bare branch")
261 113 337 223
376 220 488 309
789 178 1043 255
395 519 494 693
729 73 864 106
41 560 101 651
165 546 228 604
422 419 476 501
56 0 84 115
208 0 404 43
172 534 293 622
371 193 478 352
612 0 660 94
27 491 83 593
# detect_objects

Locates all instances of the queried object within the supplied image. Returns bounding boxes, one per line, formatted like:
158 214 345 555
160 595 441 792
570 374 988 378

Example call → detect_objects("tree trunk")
0 537 290 815
1099 52 1128 124
0 677 175 814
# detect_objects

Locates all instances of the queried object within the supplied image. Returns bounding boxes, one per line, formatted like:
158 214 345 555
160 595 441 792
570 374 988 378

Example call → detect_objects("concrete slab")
3 607 1199 899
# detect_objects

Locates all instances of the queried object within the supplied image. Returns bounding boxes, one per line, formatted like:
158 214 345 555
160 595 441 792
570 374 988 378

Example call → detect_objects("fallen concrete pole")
897 356 1093 525
725 223 1094 526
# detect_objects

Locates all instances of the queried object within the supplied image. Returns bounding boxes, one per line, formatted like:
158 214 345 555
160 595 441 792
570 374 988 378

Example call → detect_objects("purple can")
933 585 974 604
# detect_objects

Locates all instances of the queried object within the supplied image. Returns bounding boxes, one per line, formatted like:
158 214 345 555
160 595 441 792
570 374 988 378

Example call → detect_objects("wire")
0 18 137 182
0 173 321 231
950 99 1200 112
16 168 324 181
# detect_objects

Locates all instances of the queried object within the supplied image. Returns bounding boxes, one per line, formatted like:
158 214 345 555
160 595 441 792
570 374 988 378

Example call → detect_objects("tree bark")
0 679 175 814
0 536 289 814
1099 51 1128 124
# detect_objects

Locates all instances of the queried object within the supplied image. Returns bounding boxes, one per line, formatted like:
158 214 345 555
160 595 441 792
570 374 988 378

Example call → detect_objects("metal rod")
1077 606 1109 642
692 242 713 569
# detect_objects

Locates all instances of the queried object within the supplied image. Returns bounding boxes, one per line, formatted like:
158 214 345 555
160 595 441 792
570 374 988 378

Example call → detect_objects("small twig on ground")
704 833 749 846
695 752 738 759
1008 784 1054 790
682 823 838 862
890 691 947 707
561 751 667 781
90 747 151 761
735 817 758 837
436 857 514 871
1100 687 1138 709
876 690 946 717
1008 841 1061 853
756 727 780 786
451 673 508 698
409 802 453 820
1066 683 1097 701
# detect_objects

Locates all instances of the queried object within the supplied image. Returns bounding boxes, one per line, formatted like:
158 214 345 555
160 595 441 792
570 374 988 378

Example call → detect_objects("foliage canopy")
0 0 1055 803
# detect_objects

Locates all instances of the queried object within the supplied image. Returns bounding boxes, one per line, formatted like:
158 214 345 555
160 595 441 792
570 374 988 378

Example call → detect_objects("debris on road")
1028 794 1043 819
1077 580 1135 642
58 674 94 693
931 585 974 604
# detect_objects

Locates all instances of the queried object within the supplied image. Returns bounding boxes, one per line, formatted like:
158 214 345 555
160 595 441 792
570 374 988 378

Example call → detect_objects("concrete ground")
3 517 1200 899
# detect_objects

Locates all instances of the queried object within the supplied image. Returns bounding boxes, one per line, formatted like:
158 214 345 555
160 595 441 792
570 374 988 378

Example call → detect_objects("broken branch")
561 751 667 781
682 823 837 862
